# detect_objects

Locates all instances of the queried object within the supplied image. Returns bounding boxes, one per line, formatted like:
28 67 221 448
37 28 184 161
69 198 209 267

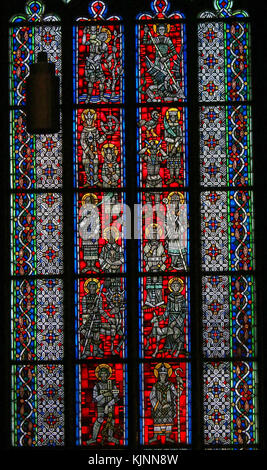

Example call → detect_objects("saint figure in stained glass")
161 278 186 357
80 109 105 186
139 139 167 198
149 363 184 444
80 193 100 272
86 364 121 445
99 227 124 273
143 276 188 358
79 277 126 358
142 23 184 101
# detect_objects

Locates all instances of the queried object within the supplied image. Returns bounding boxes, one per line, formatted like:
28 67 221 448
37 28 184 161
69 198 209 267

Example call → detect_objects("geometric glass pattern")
9 1 64 446
75 277 127 359
198 0 258 448
11 278 64 361
204 362 258 446
200 105 252 187
202 275 256 358
10 110 63 190
11 193 63 276
201 190 255 271
11 364 64 446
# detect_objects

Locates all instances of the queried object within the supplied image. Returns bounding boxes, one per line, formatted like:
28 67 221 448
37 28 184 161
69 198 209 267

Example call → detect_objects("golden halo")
154 362 173 378
101 27 112 43
95 364 112 380
168 277 184 293
103 226 120 241
145 223 163 239
101 143 118 157
152 23 170 35
165 108 181 122
167 191 185 205
81 193 98 206
84 278 101 294
81 109 97 122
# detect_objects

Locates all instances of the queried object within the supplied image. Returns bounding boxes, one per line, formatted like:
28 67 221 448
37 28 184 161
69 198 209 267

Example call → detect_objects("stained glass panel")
204 361 258 446
75 277 127 359
9 22 61 106
138 191 189 273
11 193 63 276
136 0 191 449
200 105 252 187
10 110 62 190
74 191 125 275
76 363 128 446
11 278 64 361
201 191 254 271
139 276 190 359
136 0 186 103
140 361 191 445
199 0 258 449
202 275 256 358
198 19 250 102
11 364 64 446
137 106 188 188
74 108 125 188
73 1 127 448
73 2 124 105
9 1 64 447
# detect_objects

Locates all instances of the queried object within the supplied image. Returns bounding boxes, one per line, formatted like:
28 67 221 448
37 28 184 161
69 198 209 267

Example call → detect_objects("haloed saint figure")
87 364 121 445
149 362 183 444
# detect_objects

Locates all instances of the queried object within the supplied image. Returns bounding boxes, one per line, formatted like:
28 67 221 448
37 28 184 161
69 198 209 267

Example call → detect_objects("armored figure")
145 276 164 308
104 278 126 355
149 363 183 443
82 25 110 102
139 139 166 200
162 278 187 357
164 108 183 184
143 24 184 101
165 192 187 270
80 279 104 358
87 364 120 445
99 227 124 273
82 25 123 103
144 224 167 273
80 109 106 186
101 144 120 188
80 193 100 273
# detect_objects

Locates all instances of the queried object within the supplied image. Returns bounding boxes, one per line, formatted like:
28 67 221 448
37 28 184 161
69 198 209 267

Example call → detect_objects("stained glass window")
198 0 258 448
73 1 128 446
5 0 264 454
9 0 64 446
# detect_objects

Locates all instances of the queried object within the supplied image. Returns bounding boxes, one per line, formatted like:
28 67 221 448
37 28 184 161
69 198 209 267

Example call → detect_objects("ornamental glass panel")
198 0 258 448
9 0 64 446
